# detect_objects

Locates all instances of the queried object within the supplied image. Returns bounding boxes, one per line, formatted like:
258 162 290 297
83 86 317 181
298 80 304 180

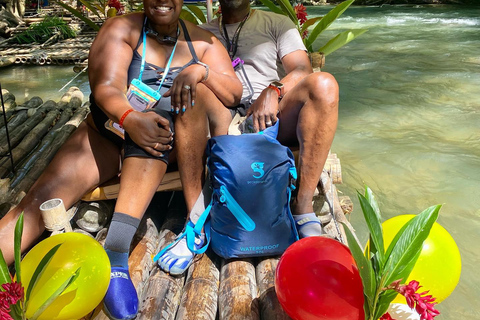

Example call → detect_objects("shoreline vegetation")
254 0 479 5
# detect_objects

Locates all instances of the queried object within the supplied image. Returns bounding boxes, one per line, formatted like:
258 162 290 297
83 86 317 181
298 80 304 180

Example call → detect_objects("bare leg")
114 157 168 218
277 72 339 216
175 84 232 215
0 118 121 265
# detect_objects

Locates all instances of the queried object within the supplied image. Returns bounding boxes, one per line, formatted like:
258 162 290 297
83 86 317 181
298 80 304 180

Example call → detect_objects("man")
157 0 339 275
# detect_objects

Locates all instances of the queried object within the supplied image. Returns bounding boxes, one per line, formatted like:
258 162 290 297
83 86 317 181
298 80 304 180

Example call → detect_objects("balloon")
382 215 461 304
386 303 420 320
20 232 111 320
275 237 365 320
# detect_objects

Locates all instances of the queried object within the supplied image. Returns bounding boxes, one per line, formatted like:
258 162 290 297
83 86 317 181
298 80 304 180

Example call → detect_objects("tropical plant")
0 213 79 320
55 0 127 31
258 0 367 56
343 186 440 320
9 16 77 44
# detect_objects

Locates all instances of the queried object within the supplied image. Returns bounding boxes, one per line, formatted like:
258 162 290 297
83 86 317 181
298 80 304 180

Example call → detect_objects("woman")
0 0 242 319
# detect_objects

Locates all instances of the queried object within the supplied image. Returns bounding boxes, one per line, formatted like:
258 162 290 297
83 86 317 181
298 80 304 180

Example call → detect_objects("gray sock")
189 181 212 224
104 212 141 267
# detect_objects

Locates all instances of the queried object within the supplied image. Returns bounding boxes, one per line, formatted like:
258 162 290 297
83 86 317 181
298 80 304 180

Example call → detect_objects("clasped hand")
246 88 279 132
122 111 173 157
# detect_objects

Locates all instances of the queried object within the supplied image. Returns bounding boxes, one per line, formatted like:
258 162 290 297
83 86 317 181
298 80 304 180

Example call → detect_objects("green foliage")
10 16 77 44
346 186 441 320
0 213 79 320
257 0 368 56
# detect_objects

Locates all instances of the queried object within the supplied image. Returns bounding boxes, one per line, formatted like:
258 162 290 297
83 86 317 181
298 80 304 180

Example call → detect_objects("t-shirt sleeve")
275 16 307 60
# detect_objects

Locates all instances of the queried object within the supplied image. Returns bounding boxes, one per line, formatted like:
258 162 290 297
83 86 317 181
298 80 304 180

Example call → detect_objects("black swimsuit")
90 19 201 163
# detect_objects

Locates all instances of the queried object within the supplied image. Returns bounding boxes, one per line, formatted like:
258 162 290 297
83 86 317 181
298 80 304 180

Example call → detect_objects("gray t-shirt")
202 9 306 101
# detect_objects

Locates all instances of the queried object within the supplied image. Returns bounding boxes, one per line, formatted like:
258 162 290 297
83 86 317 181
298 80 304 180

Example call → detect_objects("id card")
105 79 161 138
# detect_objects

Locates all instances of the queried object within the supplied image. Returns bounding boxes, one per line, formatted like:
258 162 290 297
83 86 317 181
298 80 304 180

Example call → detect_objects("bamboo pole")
9 107 73 185
255 257 292 320
174 250 220 320
4 105 89 205
39 198 73 233
0 108 60 177
0 103 53 156
218 259 260 320
0 110 27 149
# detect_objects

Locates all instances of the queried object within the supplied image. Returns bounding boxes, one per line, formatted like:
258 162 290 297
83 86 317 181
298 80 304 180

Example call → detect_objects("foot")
103 267 138 320
294 213 323 238
157 233 205 276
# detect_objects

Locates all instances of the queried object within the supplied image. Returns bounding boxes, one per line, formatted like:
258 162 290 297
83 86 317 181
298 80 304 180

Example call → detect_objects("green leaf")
276 0 298 27
365 185 382 220
0 250 12 287
14 212 24 285
383 205 441 287
316 29 368 56
256 0 284 16
180 9 199 25
342 223 375 310
186 5 206 24
55 1 100 31
374 289 399 320
29 267 82 320
305 0 355 50
358 192 385 270
301 16 322 34
25 244 62 307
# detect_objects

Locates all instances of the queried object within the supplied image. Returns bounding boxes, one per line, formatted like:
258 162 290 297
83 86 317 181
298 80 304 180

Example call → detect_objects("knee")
306 72 339 109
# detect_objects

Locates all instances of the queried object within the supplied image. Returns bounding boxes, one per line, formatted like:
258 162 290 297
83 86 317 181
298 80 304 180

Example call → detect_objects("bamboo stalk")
0 108 59 177
255 257 292 320
137 192 187 320
218 259 260 320
4 105 89 205
0 110 27 144
0 103 53 155
174 250 220 320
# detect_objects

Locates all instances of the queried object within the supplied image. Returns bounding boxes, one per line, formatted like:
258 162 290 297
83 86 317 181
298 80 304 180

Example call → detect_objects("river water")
1 4 479 319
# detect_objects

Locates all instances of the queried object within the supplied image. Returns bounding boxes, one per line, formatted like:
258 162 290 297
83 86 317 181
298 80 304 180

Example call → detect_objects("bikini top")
127 19 200 90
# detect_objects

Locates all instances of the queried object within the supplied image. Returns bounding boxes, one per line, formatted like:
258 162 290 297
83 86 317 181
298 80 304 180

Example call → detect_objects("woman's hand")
246 87 280 132
122 111 173 157
164 64 207 114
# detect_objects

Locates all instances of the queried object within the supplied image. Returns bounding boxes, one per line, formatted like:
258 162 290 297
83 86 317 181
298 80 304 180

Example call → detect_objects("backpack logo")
251 162 265 179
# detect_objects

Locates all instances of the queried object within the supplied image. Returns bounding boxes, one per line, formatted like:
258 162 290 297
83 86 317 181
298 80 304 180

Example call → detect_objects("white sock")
294 213 323 238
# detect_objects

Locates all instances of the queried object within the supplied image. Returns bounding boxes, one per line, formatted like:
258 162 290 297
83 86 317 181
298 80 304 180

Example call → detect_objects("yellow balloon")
20 232 110 320
382 214 461 304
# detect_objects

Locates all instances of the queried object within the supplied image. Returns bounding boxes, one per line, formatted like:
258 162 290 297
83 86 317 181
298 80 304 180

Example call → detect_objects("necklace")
145 21 180 45
219 9 252 60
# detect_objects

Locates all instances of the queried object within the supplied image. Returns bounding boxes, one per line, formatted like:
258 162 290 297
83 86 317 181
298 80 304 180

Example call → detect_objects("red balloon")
275 237 365 320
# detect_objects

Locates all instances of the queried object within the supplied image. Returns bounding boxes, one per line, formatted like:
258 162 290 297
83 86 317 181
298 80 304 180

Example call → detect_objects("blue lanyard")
138 20 178 93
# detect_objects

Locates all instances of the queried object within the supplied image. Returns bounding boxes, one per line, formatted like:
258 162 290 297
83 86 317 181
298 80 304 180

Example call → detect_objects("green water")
311 5 480 319
1 4 479 319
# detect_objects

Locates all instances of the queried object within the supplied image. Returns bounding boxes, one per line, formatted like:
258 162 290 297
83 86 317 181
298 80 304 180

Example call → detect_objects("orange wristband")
119 109 134 128
267 84 281 97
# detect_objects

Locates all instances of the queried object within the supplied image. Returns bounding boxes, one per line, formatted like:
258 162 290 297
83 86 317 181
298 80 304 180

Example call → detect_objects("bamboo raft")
1 87 357 319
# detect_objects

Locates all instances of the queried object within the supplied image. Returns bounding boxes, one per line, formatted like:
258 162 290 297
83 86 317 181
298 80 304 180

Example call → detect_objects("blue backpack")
201 122 299 259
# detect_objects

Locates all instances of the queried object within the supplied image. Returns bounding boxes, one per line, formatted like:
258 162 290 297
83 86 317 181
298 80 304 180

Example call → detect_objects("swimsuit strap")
178 19 200 63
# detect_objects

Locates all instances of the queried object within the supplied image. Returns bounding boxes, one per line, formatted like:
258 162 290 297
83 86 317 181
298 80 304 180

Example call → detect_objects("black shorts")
90 96 174 164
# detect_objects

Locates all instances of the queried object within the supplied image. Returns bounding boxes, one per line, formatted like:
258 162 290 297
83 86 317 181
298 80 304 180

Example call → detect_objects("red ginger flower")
0 282 24 320
387 280 440 320
107 0 124 14
294 4 308 25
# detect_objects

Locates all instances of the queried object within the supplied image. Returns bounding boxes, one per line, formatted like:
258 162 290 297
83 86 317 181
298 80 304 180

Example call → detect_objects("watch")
268 81 285 98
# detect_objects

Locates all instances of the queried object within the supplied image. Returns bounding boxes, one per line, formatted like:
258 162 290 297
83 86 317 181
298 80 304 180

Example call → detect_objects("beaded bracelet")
197 61 209 83
119 109 134 128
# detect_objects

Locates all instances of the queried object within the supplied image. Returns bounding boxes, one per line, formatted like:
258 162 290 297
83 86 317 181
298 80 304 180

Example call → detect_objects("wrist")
268 81 285 98
197 61 209 83
118 109 135 128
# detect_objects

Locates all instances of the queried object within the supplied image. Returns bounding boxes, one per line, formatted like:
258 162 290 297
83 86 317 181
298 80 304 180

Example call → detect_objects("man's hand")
122 111 173 157
246 87 280 132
